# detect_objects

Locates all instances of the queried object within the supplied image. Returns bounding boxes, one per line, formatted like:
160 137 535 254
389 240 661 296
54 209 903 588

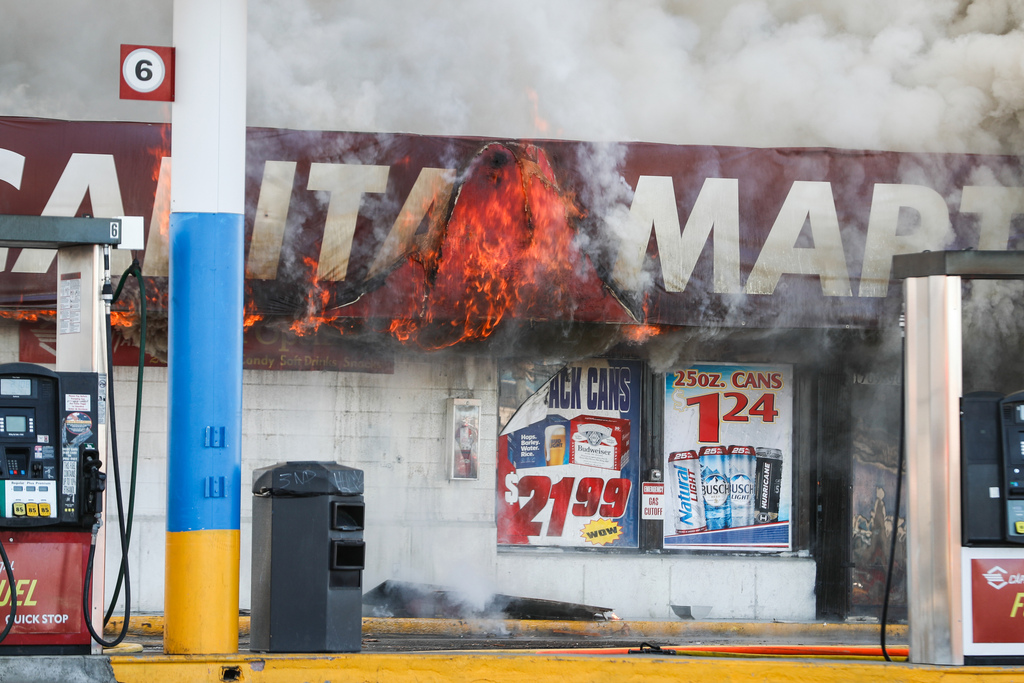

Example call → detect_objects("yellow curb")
107 651 1022 683
105 614 907 641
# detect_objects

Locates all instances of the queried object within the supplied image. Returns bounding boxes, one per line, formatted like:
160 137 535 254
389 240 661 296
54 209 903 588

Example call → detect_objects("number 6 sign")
120 45 175 101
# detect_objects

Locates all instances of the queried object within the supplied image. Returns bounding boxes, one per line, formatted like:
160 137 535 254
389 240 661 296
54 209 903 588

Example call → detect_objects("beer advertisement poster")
497 359 641 548
662 362 793 550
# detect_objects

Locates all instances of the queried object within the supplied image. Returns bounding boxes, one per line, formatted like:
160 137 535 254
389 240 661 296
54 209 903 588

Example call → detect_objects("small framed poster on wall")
448 398 482 480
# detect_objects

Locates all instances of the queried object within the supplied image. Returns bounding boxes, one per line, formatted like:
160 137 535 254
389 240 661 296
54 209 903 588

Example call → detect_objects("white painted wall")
0 319 815 621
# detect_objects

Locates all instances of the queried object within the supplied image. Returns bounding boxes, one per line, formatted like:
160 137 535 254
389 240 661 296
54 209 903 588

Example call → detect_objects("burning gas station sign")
0 118 1022 351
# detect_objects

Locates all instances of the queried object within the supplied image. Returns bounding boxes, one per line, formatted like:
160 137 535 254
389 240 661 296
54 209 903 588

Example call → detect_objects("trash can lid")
252 461 364 496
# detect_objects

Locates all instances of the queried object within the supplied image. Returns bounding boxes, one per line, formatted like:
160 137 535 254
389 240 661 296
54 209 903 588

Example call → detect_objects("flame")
621 324 662 344
109 310 135 328
243 285 263 331
289 256 337 336
269 143 627 350
148 125 171 182
153 164 171 243
0 309 51 322
526 90 550 134
374 143 613 349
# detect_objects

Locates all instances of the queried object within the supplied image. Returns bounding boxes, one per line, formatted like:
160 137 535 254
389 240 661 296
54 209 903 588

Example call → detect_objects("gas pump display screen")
0 378 31 396
1017 404 1024 424
5 415 26 433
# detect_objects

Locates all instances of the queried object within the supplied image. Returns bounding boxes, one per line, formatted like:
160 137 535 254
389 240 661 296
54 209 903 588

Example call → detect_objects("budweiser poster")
497 359 642 548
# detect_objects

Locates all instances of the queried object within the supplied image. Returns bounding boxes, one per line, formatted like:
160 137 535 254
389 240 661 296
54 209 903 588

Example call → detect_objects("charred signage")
0 118 1023 349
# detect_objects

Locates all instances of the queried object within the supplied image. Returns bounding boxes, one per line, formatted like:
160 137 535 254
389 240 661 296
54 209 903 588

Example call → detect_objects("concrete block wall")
0 320 815 621
100 352 501 617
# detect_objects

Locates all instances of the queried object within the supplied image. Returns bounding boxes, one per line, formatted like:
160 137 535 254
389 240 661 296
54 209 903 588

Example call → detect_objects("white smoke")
243 0 1024 154
1 1 1024 154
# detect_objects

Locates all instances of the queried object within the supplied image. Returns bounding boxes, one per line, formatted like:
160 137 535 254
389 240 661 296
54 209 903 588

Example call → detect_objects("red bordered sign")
119 44 174 101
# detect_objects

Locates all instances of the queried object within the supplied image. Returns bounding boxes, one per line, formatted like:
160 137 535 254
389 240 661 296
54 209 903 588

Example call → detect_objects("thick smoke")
4 0 1024 367
1 1 1023 155
242 0 1024 154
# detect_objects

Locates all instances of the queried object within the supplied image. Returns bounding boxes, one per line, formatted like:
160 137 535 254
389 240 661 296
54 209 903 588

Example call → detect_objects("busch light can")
668 450 706 534
727 445 756 528
699 445 731 530
754 447 784 524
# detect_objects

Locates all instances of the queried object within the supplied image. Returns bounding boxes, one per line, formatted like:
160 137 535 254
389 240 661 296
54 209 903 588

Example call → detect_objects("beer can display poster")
497 359 641 548
663 363 793 550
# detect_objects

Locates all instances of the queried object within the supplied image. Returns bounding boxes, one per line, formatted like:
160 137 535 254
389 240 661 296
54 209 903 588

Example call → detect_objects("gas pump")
0 215 138 654
895 250 1024 665
0 365 105 653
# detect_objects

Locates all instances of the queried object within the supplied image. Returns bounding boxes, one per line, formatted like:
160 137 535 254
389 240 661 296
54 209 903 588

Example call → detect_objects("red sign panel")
0 531 91 648
18 320 395 374
971 558 1024 643
1 117 1022 345
119 45 175 102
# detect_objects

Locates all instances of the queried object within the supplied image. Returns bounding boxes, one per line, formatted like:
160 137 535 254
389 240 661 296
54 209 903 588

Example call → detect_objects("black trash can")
250 461 364 653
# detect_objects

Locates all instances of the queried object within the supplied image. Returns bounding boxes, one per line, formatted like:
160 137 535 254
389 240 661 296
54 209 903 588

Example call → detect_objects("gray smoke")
1 1 1023 154
5 0 1024 372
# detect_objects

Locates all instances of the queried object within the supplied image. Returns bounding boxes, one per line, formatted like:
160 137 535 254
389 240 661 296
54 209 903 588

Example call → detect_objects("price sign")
504 472 632 543
119 45 175 101
497 359 642 548
663 362 793 551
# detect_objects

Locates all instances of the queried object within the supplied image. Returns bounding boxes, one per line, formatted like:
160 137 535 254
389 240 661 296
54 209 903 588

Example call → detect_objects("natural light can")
668 450 706 534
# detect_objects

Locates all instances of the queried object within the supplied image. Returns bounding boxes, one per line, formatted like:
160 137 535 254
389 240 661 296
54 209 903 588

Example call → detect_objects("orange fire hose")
535 644 909 661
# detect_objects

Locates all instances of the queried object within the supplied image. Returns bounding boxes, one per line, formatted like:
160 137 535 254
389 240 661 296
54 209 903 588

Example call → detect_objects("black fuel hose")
82 250 132 648
0 534 17 643
103 260 145 625
880 314 906 662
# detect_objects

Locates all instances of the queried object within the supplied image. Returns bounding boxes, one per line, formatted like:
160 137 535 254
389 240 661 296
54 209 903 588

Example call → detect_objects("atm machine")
895 250 1024 665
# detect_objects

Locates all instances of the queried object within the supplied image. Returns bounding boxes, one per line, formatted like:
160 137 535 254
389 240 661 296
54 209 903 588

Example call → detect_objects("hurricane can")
668 451 706 534
754 447 784 524
727 445 756 528
698 445 731 530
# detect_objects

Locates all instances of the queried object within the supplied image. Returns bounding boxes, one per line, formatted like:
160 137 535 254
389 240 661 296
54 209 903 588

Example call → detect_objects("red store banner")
0 116 1022 350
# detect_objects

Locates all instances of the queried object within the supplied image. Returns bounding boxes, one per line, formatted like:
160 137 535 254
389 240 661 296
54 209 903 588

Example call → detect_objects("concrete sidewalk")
4 618 1021 683
87 616 1020 682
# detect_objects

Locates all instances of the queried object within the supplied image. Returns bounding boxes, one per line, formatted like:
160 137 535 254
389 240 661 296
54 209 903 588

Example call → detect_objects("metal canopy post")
894 250 1024 666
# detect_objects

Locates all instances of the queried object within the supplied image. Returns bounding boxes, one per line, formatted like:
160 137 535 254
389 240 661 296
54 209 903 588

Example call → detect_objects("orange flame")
289 256 338 336
109 310 135 328
273 143 624 350
526 90 550 134
243 284 263 331
621 324 662 344
379 143 611 349
0 309 52 322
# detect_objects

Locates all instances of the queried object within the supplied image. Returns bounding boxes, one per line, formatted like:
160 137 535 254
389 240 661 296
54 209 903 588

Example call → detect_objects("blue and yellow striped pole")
165 0 247 654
